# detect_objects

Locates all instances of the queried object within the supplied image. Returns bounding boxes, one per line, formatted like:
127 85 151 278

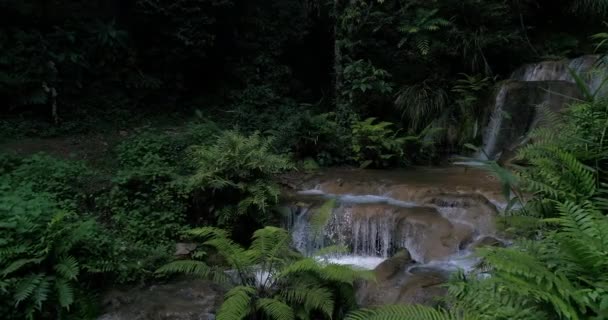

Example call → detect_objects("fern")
159 226 370 320
256 298 294 320
188 131 292 228
13 273 44 306
280 283 334 318
55 278 74 309
217 286 256 320
156 260 212 276
54 256 80 280
346 305 461 320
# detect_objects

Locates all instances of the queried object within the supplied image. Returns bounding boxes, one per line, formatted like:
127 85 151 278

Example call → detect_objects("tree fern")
217 286 256 320
256 298 295 320
281 283 334 318
159 226 370 320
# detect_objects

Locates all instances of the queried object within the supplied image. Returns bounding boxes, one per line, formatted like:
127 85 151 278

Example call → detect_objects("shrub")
0 183 101 319
115 121 221 170
272 112 350 166
350 118 408 168
188 131 292 236
0 153 92 210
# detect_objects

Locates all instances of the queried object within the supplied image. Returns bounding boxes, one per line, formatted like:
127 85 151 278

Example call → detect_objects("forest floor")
0 131 127 168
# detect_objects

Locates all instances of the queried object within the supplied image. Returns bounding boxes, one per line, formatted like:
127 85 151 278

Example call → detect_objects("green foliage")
447 198 608 320
158 226 371 320
0 183 103 319
271 111 350 166
449 74 494 145
572 0 608 14
350 117 441 167
397 8 451 56
346 305 463 320
395 82 448 132
115 122 221 170
188 131 292 229
342 60 393 101
443 98 608 320
0 153 91 210
350 118 407 168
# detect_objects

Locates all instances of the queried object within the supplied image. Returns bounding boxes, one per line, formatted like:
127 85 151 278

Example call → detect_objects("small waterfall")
479 55 605 160
287 192 497 266
479 86 508 159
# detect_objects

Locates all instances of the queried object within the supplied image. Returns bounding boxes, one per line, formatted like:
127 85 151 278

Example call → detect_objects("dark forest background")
2 1 608 319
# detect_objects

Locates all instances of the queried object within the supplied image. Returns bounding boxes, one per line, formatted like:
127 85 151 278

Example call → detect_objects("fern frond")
31 276 51 310
14 273 44 306
54 256 80 280
217 286 256 320
248 226 293 265
2 258 42 276
281 284 334 318
155 260 212 277
55 278 74 309
279 258 322 278
346 304 459 320
320 264 374 284
256 298 294 320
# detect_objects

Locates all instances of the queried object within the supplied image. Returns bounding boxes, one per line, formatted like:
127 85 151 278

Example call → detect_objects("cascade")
479 55 606 160
285 168 505 271
283 167 507 306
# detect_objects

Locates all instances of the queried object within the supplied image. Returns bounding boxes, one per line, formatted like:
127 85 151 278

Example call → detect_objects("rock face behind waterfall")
480 80 582 159
480 55 605 160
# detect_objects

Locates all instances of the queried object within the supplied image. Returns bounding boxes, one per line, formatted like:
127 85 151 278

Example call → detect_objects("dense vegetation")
2 0 608 319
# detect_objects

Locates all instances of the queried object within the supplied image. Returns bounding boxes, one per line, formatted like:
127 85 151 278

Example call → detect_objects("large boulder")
98 279 223 320
395 271 447 306
357 249 446 307
373 249 414 281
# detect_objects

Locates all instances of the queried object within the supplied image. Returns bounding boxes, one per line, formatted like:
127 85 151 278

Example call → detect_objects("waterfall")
479 55 605 160
479 86 508 160
287 191 499 267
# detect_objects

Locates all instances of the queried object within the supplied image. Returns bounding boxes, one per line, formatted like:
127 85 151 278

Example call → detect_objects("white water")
289 190 499 271
319 255 386 270
297 190 417 208
408 250 478 274
479 86 508 160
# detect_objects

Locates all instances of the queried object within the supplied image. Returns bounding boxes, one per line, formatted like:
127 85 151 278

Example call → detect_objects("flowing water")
284 167 505 273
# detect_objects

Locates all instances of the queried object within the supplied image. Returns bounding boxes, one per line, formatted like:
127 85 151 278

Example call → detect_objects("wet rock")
396 271 447 306
373 249 413 281
423 193 498 212
97 279 223 320
480 80 583 160
469 236 506 249
174 243 197 256
357 250 415 306
357 253 448 307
